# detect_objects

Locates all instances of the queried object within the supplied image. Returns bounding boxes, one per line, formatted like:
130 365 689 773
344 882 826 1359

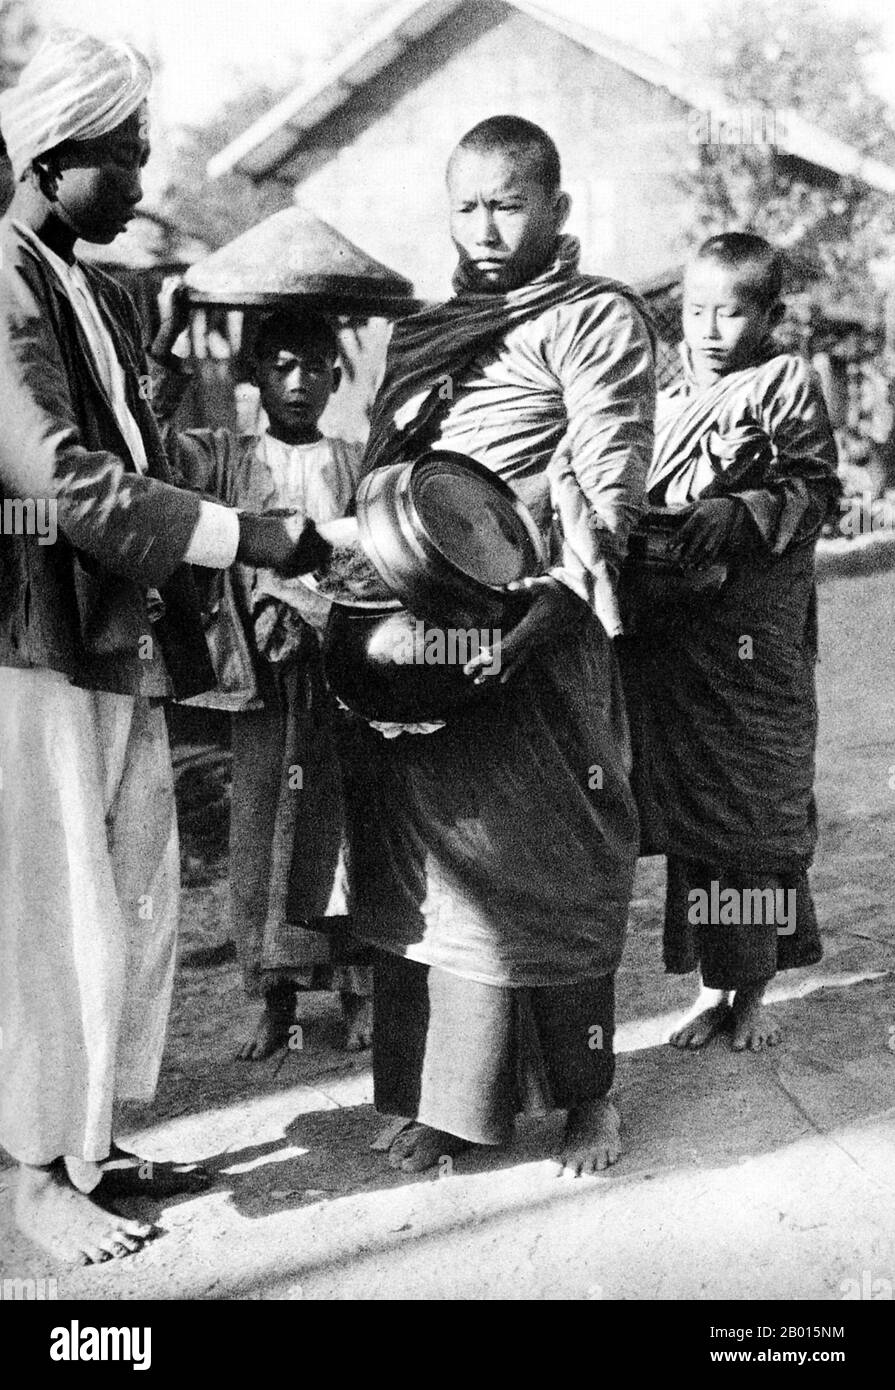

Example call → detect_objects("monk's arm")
552 292 655 571
741 355 841 553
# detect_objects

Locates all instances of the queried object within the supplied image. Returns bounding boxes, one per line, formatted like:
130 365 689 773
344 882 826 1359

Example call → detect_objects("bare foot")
731 985 781 1052
341 992 373 1052
387 1123 471 1173
237 989 296 1061
669 986 731 1049
15 1161 156 1266
557 1097 621 1177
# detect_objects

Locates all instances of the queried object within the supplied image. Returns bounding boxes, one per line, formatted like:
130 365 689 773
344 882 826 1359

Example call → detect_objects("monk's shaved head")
448 115 561 193
445 115 569 292
693 232 784 309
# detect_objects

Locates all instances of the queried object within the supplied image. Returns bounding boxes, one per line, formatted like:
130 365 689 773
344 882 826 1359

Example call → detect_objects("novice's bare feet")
730 984 781 1051
387 1122 472 1173
15 1161 156 1266
669 986 731 1049
557 1097 621 1177
341 992 373 1051
237 988 296 1061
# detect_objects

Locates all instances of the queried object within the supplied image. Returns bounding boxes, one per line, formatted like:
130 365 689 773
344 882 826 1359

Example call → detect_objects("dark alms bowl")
324 603 522 722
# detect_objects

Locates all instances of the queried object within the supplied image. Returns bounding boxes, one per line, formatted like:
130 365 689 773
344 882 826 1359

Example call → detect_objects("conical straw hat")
184 205 416 315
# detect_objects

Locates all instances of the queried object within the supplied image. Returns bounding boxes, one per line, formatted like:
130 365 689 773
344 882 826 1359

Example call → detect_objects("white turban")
0 28 151 180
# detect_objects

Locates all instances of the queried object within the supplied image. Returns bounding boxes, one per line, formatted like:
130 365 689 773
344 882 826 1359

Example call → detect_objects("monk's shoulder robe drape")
341 278 655 988
619 351 841 876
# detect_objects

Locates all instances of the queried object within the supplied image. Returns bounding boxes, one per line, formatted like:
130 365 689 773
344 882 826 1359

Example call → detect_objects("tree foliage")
160 83 295 248
674 0 895 314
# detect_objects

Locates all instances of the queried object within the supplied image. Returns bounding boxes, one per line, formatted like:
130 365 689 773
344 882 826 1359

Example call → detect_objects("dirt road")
1 568 893 1300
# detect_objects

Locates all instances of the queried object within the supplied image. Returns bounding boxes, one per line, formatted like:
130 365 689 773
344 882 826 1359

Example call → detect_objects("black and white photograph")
0 0 893 1339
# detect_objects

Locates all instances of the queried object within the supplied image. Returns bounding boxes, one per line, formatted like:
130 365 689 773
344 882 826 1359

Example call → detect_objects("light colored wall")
288 2 694 299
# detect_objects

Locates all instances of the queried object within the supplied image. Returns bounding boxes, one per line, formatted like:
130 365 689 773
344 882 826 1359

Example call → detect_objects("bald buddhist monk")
340 117 655 1177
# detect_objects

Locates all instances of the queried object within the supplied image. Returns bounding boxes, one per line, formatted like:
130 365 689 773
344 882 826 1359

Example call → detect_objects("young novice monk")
156 304 373 1060
620 233 840 1052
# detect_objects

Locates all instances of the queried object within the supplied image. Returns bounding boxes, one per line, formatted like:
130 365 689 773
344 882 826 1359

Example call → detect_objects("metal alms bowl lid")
355 450 547 626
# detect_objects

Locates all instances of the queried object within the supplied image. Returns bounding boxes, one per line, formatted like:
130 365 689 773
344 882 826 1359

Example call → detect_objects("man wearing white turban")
0 30 334 1264
0 29 152 182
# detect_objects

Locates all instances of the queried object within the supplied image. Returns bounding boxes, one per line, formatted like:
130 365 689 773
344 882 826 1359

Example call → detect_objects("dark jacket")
0 215 213 697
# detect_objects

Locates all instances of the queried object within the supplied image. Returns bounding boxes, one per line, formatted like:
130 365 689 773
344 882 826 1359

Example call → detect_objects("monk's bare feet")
669 985 731 1049
387 1123 471 1173
557 1097 621 1177
731 984 781 1051
341 992 373 1051
237 987 296 1061
15 1161 156 1266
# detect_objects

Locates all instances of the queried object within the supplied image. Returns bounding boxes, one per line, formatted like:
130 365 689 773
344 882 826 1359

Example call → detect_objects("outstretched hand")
236 512 333 578
463 575 586 687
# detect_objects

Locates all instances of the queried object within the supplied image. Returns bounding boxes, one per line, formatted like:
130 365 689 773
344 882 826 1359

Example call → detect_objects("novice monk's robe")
619 345 840 986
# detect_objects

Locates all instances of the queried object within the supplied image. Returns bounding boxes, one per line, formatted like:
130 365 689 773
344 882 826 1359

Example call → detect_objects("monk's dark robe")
618 346 840 988
340 237 655 1143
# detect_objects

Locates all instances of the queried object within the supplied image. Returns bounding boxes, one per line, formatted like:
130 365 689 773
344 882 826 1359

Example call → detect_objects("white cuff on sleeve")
183 500 240 569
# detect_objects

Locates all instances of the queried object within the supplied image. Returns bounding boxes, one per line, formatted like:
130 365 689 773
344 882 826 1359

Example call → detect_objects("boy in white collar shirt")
155 301 373 1061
